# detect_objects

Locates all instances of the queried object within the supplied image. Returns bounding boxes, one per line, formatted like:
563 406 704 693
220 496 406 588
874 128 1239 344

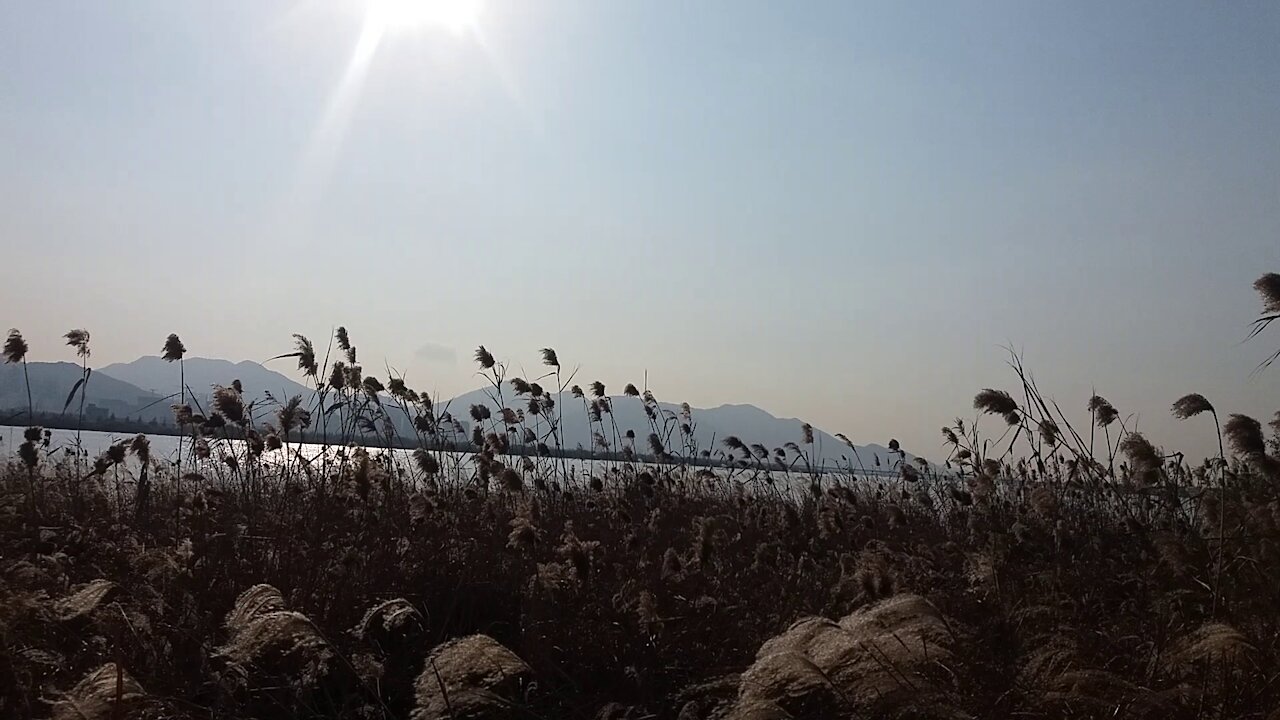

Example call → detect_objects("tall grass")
2 271 1278 718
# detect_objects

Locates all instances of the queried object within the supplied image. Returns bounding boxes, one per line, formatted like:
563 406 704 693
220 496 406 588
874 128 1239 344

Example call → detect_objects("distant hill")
3 356 917 468
441 387 911 469
99 356 314 410
0 361 166 422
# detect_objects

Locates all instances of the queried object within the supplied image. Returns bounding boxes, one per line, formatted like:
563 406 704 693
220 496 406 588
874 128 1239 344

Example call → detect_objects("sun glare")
366 0 483 34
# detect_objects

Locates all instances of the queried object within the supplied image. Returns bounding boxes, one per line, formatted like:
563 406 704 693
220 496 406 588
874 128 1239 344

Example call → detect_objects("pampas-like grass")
1163 623 1256 675
4 328 28 363
1171 393 1214 420
51 663 147 720
220 584 330 673
725 594 962 718
354 597 425 650
55 579 117 621
411 634 533 720
974 389 1017 416
1224 414 1266 457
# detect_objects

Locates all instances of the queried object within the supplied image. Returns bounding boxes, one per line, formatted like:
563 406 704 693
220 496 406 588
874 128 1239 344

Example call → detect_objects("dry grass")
2 328 1280 718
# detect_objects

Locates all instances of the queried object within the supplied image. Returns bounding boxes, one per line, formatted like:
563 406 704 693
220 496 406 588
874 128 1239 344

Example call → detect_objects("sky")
2 0 1278 461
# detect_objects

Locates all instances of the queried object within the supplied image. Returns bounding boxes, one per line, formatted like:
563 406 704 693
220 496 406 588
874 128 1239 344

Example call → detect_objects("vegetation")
1 275 1279 719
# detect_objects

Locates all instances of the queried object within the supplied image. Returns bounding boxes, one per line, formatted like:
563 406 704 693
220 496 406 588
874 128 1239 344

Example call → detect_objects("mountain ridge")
3 356 917 466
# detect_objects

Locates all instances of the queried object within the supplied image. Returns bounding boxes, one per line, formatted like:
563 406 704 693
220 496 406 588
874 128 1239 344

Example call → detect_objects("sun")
366 0 482 34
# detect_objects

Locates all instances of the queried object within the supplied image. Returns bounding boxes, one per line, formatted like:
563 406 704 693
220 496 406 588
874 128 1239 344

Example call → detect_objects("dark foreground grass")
3 421 1280 719
3 315 1280 718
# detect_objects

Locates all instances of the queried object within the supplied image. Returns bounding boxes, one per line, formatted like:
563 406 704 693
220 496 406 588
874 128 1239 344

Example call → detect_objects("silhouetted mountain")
99 356 314 411
4 356 916 467
0 361 166 422
441 387 911 468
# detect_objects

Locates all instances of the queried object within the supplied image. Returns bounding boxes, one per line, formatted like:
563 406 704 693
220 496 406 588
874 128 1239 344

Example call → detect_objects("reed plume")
52 663 147 720
974 388 1017 416
161 333 185 361
1171 393 1214 419
1224 413 1266 457
292 334 318 377
55 579 118 621
1088 395 1119 427
410 635 532 720
5 328 33 423
354 598 423 648
277 395 311 437
3 328 27 364
412 448 440 477
64 328 90 358
212 385 246 425
1255 273 1280 313
474 345 496 369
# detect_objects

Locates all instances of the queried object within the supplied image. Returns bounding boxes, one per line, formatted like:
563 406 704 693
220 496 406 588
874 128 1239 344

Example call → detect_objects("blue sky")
2 1 1277 459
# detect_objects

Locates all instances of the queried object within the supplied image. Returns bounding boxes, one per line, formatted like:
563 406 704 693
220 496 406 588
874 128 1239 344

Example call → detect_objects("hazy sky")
2 1 1277 460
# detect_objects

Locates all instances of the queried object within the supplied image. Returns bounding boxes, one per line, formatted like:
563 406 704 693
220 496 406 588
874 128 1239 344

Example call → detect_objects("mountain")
4 355 914 468
98 356 314 410
439 387 910 469
0 361 166 421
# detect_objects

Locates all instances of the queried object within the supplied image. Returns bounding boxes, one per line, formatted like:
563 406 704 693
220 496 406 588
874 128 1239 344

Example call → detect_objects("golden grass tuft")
220 584 330 672
55 579 118 621
51 663 148 720
411 634 533 720
1163 622 1256 674
726 594 963 718
354 597 424 648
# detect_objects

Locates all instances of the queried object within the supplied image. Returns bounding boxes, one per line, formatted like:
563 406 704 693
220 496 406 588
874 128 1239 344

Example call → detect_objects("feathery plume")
212 385 246 425
4 328 28 363
1119 432 1161 474
354 598 424 648
974 389 1018 416
1224 414 1266 456
410 635 532 720
1039 418 1059 446
1088 395 1119 427
328 361 345 391
1255 273 1280 314
540 347 559 367
474 345 496 369
292 334 318 377
52 664 147 720
162 333 185 362
129 433 150 464
277 395 311 435
55 579 118 621
413 448 440 477
1172 393 1215 420
64 328 90 358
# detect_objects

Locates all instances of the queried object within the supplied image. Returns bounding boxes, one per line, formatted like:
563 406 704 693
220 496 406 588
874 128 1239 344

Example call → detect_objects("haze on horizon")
2 1 1277 462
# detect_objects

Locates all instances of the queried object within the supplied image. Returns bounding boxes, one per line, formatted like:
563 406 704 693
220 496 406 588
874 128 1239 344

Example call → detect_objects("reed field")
1 273 1279 719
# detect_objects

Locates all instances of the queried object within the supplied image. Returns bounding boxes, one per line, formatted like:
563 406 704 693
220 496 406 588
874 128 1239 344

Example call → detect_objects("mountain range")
1 356 909 467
